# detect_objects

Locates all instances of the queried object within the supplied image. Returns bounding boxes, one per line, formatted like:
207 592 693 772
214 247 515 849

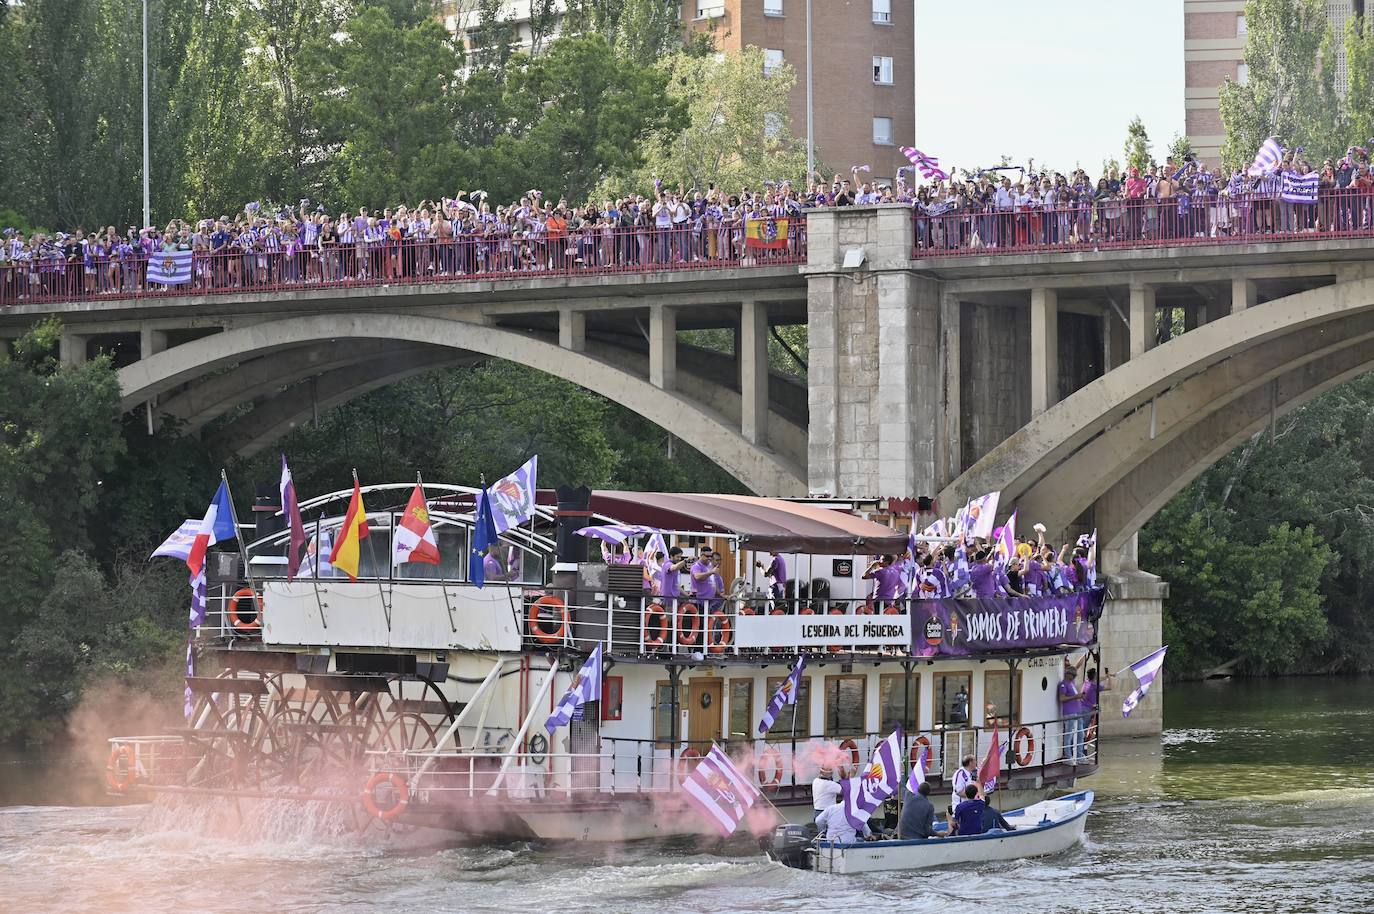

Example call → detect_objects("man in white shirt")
816 796 871 843
811 766 841 822
950 754 977 812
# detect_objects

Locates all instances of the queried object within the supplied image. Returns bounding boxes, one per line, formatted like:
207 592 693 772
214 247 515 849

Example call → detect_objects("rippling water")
2 677 1371 914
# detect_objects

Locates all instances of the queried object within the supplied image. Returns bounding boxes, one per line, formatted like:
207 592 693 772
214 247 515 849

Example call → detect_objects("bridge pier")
1099 534 1167 738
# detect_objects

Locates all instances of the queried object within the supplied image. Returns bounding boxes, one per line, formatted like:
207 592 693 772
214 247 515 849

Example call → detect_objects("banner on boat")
734 615 911 649
910 588 1106 657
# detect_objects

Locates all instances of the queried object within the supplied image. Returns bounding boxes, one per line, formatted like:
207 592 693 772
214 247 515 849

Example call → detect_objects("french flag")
187 480 237 577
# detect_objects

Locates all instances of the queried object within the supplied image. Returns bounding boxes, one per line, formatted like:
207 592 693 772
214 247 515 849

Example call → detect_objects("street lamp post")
805 0 814 181
142 0 150 228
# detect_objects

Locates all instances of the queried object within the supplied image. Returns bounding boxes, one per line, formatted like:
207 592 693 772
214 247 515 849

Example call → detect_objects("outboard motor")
766 823 816 869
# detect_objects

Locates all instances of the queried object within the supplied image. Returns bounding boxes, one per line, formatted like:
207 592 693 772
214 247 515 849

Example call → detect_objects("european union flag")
469 489 499 588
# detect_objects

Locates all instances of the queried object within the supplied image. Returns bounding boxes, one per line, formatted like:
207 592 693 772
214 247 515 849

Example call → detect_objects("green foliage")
1218 0 1342 170
1344 16 1374 152
1123 116 1153 173
1168 134 1195 166
564 0 687 65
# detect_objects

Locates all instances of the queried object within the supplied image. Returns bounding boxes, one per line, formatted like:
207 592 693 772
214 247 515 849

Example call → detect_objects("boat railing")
103 736 194 792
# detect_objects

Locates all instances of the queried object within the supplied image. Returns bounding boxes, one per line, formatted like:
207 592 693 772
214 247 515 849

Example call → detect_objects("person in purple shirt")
659 546 688 603
1079 667 1112 756
690 547 719 609
482 544 508 582
756 553 788 601
863 555 904 609
1057 665 1087 762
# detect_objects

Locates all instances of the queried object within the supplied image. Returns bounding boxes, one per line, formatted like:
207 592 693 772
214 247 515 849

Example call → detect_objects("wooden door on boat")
686 679 723 753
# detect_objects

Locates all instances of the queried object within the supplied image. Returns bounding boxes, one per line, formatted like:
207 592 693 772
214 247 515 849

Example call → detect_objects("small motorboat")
768 790 1093 874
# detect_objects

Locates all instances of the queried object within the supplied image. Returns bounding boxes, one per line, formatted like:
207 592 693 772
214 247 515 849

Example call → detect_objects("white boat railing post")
490 661 559 794
414 657 505 784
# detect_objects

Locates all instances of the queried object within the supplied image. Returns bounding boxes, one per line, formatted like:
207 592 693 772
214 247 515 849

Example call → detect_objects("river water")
2 677 1371 914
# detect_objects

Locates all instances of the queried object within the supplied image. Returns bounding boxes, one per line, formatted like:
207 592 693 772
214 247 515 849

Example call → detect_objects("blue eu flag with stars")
469 489 499 588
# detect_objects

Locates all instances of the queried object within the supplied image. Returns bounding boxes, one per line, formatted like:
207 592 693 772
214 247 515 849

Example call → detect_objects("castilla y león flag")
393 483 440 566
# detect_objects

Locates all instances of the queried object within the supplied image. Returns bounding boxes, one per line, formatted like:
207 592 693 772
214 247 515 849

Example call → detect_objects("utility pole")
142 0 151 228
806 0 814 180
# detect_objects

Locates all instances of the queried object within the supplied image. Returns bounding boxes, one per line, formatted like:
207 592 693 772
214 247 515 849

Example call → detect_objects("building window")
764 675 811 738
983 669 1023 729
654 681 676 743
728 679 754 740
697 1 725 19
602 675 624 721
1237 63 1249 85
873 55 893 85
823 675 867 737
878 672 919 734
872 116 894 145
1237 13 1246 36
933 672 971 728
873 0 891 24
765 0 783 15
763 48 784 76
764 112 782 139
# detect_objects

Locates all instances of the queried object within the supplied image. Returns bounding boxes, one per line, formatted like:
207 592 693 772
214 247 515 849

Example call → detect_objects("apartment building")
1185 0 1364 165
685 0 916 185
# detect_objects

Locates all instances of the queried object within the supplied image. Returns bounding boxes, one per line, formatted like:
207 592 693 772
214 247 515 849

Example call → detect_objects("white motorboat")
771 790 1093 874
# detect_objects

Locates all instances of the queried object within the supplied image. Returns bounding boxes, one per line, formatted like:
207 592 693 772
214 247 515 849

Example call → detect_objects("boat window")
654 681 677 744
764 675 811 739
728 679 753 740
933 672 972 729
879 672 919 734
823 675 866 737
983 670 1022 728
395 524 468 580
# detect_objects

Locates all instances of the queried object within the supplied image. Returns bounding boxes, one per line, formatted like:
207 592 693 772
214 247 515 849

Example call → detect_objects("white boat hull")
810 791 1093 874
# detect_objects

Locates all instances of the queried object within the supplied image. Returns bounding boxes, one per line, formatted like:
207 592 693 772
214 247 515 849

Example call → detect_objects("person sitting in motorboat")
811 765 841 822
898 780 940 839
980 799 1014 834
949 784 986 837
816 794 871 844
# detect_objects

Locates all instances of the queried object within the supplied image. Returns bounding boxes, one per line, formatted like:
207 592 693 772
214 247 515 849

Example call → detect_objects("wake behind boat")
769 790 1094 874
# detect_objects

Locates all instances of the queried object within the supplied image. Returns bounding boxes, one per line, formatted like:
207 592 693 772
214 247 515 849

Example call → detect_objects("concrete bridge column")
1231 276 1257 313
1129 282 1156 359
939 291 962 487
1098 530 1167 737
740 300 768 445
1030 287 1059 414
558 310 586 352
649 304 676 390
59 333 89 366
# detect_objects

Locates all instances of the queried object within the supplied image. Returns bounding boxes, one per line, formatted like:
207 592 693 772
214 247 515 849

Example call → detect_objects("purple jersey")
690 560 718 600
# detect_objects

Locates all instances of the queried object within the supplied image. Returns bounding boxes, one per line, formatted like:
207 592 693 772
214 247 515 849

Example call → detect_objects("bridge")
9 208 1374 735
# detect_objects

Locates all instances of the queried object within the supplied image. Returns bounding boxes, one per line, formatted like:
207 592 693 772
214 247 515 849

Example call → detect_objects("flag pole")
419 471 458 633
220 469 262 613
310 512 328 629
357 468 391 631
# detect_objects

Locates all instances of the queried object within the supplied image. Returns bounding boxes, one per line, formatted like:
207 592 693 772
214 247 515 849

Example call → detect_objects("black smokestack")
555 485 592 566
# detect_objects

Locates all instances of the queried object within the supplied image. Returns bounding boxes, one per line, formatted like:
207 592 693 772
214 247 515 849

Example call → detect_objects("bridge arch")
117 312 807 495
942 277 1374 547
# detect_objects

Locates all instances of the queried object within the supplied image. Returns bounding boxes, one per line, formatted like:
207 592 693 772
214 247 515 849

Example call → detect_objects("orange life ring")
706 611 732 653
912 735 933 767
1085 715 1098 750
882 602 901 615
677 602 701 645
857 601 875 615
105 745 137 792
362 771 409 821
800 606 815 615
757 746 783 791
677 747 701 781
826 607 845 653
839 738 860 775
644 602 669 650
227 587 263 631
527 595 568 644
1013 726 1035 766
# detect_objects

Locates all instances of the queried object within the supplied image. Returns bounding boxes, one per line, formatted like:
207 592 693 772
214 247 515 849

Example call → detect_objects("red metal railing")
912 187 1374 257
0 221 807 307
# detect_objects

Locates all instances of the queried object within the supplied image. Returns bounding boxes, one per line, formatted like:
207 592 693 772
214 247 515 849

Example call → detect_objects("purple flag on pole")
189 568 207 628
840 729 903 829
905 745 929 794
757 656 805 736
487 456 538 535
280 455 307 581
682 743 763 837
1123 646 1168 718
545 643 603 732
899 146 949 182
184 639 195 719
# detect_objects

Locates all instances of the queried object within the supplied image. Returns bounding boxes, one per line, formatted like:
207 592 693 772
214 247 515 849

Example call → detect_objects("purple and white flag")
189 568 207 628
840 729 903 829
1122 646 1168 718
545 643 603 732
575 523 664 545
905 745 929 794
183 638 195 719
1248 136 1283 177
1281 170 1320 204
146 250 193 286
757 656 805 736
487 456 538 535
993 509 1017 563
1077 529 1098 586
151 519 201 562
955 491 1001 541
899 146 949 182
681 743 763 837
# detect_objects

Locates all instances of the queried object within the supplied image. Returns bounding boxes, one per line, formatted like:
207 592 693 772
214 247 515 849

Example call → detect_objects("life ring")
361 771 408 821
838 738 860 776
706 611 732 653
105 745 137 792
883 602 901 615
1013 726 1035 766
677 747 701 781
644 602 669 651
227 587 263 631
912 735 933 767
800 606 815 615
1084 715 1098 750
757 746 783 791
677 602 701 645
527 595 568 644
857 601 875 615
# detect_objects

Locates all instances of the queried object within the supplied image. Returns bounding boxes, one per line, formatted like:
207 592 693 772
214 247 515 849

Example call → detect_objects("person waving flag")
393 482 441 566
757 656 806 736
329 474 369 581
187 480 236 577
545 643 603 732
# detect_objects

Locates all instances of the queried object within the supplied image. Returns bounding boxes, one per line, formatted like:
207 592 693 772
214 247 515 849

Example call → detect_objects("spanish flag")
329 477 369 580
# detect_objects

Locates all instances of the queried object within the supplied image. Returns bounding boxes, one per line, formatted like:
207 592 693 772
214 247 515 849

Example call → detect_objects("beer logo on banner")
923 616 943 646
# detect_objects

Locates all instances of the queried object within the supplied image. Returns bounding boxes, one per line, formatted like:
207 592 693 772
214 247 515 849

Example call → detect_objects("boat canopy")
587 492 909 555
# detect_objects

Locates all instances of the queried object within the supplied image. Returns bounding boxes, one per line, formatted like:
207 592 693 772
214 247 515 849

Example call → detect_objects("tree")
1218 0 1343 170
1344 14 1374 153
619 47 808 195
1168 133 1196 167
564 0 687 65
1123 116 1153 173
